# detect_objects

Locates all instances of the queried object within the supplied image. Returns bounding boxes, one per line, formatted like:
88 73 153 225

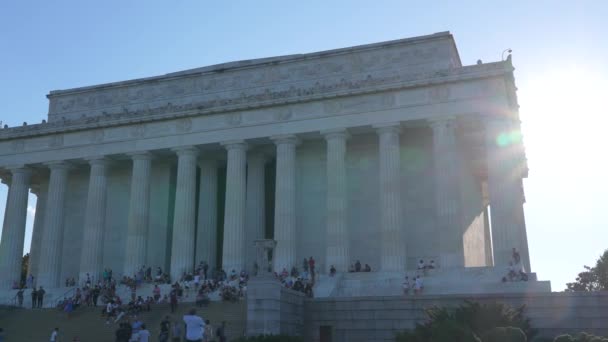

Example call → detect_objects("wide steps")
0 300 246 341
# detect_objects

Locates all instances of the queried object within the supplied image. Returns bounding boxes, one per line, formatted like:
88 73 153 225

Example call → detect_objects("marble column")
196 159 218 269
485 119 530 269
323 129 350 273
375 123 406 272
245 152 267 270
124 152 152 276
79 157 109 283
431 118 465 268
28 184 47 282
0 167 32 289
170 146 199 281
272 135 298 272
221 141 247 273
38 162 70 288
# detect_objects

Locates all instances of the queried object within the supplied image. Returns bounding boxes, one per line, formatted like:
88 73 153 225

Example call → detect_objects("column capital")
373 122 402 135
171 146 199 157
270 134 300 146
221 140 248 151
127 151 153 161
85 156 110 167
428 116 457 129
44 161 72 171
7 166 33 177
321 128 350 141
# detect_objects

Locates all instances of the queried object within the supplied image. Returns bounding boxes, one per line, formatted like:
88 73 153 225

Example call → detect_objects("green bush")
231 335 303 342
480 327 527 342
395 301 537 342
553 333 608 342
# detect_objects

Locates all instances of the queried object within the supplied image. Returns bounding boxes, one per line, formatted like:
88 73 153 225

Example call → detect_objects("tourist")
202 262 209 280
153 285 161 302
216 321 227 342
37 286 45 308
204 319 213 342
403 276 410 295
30 287 37 308
171 320 182 342
49 328 59 342
159 315 170 342
183 308 205 342
355 260 361 272
194 272 201 290
302 258 309 273
329 265 336 277
364 264 371 272
138 324 150 342
308 257 315 277
16 288 23 306
507 262 517 281
170 287 178 313
26 274 34 289
428 260 436 269
512 248 521 265
115 322 131 342
417 259 425 270
414 276 424 294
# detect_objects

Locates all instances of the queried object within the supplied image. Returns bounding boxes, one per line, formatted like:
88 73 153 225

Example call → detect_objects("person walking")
216 321 227 342
159 315 170 342
171 320 182 342
49 328 59 342
183 308 204 342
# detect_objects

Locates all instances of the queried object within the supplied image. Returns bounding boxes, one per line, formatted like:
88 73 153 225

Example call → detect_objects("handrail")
54 287 77 307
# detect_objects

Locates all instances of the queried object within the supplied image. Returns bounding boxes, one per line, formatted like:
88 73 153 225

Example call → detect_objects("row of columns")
0 119 529 289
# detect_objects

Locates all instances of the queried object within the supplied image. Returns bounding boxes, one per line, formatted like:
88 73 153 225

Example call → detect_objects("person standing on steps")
137 324 150 342
216 321 227 342
49 327 59 342
171 320 182 342
159 315 170 342
183 308 205 342
16 288 23 306
37 286 46 308
30 287 37 309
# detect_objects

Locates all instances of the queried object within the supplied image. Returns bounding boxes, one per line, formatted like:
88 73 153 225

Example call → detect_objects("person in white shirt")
137 324 150 342
183 308 205 342
49 327 58 342
414 276 423 294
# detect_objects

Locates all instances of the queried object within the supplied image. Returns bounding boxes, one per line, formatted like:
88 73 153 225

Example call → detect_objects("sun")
518 67 607 169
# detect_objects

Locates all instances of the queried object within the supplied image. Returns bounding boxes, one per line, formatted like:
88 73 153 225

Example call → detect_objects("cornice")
0 61 511 141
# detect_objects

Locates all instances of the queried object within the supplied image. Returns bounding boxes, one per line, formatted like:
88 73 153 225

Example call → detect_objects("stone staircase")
0 300 246 341
317 267 551 297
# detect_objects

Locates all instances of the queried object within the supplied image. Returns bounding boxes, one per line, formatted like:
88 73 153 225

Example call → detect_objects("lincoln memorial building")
0 32 542 294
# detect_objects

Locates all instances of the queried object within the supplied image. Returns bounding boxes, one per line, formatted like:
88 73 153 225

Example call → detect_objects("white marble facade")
0 32 531 289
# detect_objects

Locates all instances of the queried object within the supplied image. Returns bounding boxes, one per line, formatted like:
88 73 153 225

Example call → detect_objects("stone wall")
303 292 608 342
246 278 305 336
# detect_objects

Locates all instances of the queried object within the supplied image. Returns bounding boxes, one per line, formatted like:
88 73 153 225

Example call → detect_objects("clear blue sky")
1 1 607 291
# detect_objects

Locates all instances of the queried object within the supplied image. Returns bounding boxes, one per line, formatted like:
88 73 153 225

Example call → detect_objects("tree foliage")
395 301 536 342
566 249 608 292
231 335 303 342
553 332 608 342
